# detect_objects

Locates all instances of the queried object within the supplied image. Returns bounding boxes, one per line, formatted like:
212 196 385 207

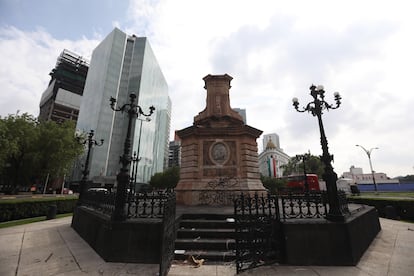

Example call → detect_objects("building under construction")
39 49 89 123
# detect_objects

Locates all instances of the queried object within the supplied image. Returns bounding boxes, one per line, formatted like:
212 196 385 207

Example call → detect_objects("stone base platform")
71 202 380 267
283 206 381 265
71 207 169 263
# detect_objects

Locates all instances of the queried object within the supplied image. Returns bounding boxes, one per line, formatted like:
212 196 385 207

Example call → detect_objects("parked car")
62 188 74 194
136 183 153 193
87 187 109 194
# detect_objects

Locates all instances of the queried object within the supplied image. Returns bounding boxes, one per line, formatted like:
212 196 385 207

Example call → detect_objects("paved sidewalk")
0 216 413 275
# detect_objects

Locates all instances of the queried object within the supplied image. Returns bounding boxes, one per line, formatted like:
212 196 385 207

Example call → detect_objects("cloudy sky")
1 0 413 178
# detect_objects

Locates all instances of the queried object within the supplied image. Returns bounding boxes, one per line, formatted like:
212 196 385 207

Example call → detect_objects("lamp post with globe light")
109 93 155 221
356 145 379 193
292 84 346 221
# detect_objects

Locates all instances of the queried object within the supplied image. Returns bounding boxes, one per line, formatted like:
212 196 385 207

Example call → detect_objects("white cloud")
0 26 100 117
144 0 414 177
1 0 414 177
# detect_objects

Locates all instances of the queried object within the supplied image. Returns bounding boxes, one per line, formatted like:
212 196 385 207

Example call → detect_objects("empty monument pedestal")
175 74 266 206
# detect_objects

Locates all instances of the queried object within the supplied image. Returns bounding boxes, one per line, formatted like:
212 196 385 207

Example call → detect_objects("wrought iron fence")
81 188 177 220
234 192 279 218
280 191 350 220
81 187 177 275
81 191 116 216
159 190 177 276
127 190 174 218
234 193 282 274
280 192 328 219
234 191 351 273
338 190 350 214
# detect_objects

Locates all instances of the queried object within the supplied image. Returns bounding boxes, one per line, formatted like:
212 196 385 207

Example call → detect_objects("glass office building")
76 28 170 183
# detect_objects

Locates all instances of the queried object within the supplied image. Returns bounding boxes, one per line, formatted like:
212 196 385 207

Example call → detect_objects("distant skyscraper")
233 108 247 124
76 28 170 183
168 140 181 168
39 49 89 123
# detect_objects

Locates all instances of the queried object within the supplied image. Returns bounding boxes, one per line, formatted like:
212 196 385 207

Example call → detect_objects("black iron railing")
234 193 282 274
280 192 328 219
234 192 279 218
81 188 177 220
127 190 174 218
80 188 176 275
337 190 350 214
280 191 350 220
82 191 116 216
159 190 177 276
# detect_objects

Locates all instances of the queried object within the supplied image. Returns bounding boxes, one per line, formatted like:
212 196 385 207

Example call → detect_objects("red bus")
281 174 320 193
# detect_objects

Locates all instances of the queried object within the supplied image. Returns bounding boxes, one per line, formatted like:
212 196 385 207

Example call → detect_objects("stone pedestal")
175 74 265 205
283 206 381 265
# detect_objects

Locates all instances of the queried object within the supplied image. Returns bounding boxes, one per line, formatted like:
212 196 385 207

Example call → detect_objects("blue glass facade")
76 28 170 183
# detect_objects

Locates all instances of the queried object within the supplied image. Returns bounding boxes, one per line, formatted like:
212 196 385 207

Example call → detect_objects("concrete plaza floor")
0 216 413 276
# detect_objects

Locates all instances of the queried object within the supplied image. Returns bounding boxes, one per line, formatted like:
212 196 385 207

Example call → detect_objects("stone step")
175 238 236 251
179 219 234 229
174 213 237 262
177 228 235 239
180 213 234 220
174 249 236 262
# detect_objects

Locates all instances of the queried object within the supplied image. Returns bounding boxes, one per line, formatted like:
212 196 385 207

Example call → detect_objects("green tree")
35 120 84 179
0 113 39 193
0 119 9 168
0 112 84 193
261 175 287 194
399 175 414 182
281 153 325 178
149 166 180 189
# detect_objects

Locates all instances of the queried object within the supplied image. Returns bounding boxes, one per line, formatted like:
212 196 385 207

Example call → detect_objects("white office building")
76 28 170 184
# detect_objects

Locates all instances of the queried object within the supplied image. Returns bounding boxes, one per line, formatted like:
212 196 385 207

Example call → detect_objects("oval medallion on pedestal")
209 142 230 165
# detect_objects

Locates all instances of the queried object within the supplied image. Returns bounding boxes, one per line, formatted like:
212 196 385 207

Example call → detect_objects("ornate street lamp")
110 93 155 221
292 84 346 221
356 145 379 193
77 130 104 204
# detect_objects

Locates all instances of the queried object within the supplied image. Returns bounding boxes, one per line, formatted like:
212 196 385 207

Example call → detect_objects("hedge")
348 197 414 220
0 197 78 222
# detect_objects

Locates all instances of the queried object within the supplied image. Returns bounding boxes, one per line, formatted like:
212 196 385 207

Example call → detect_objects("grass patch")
0 195 78 204
353 192 414 199
350 196 413 202
0 213 72 229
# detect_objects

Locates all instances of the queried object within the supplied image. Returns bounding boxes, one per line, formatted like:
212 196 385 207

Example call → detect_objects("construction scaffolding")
39 49 89 123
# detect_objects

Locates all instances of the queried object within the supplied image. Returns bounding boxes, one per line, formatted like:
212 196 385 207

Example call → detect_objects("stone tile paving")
1 215 413 276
